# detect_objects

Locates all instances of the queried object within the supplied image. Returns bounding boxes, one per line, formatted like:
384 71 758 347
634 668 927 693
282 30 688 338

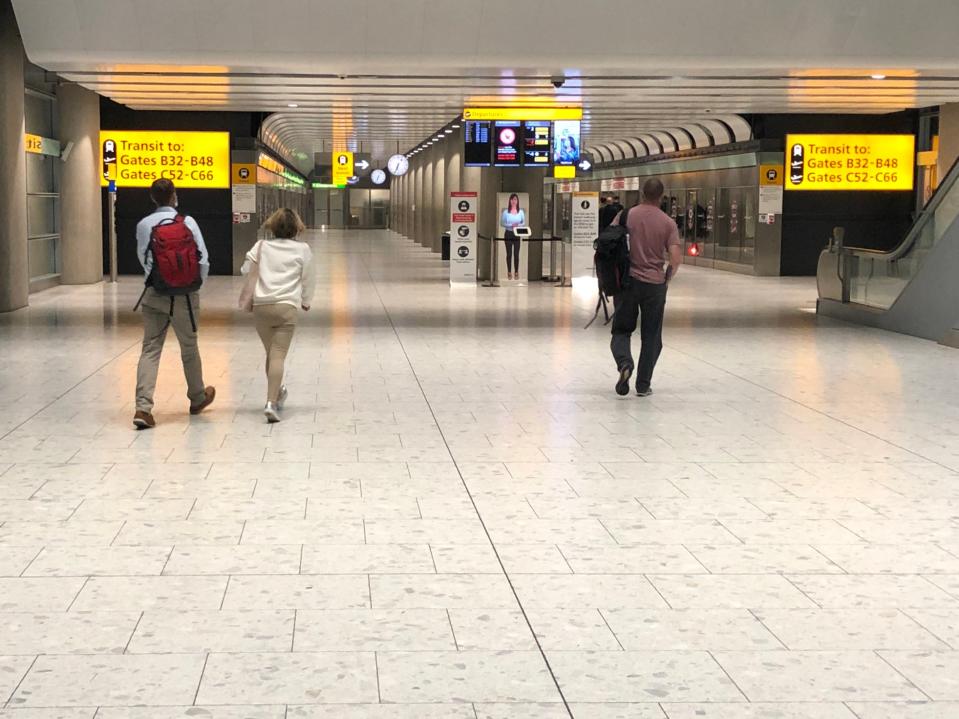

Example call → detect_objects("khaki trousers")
253 303 297 402
135 288 206 413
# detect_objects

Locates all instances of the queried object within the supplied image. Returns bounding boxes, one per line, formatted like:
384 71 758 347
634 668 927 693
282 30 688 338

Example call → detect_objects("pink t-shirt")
615 204 681 284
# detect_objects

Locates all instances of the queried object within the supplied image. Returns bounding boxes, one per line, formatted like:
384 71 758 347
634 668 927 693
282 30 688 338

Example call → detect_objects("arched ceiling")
13 0 959 164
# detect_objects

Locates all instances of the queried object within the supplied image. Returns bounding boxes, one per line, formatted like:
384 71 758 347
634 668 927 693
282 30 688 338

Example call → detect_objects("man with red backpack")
132 179 215 429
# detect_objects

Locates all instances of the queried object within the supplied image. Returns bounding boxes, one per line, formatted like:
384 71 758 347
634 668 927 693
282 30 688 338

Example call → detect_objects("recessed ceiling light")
451 124 460 129
870 74 887 80
444 129 453 133
287 103 299 108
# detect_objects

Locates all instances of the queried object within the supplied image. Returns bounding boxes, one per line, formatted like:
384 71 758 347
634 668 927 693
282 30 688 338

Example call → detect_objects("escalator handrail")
842 153 959 263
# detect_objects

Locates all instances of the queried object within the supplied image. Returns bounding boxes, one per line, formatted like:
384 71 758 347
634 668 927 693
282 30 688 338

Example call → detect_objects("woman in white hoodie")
241 208 315 422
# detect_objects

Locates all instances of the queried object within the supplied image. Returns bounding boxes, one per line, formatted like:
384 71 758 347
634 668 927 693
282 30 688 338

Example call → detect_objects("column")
414 160 424 245
58 83 103 284
939 103 959 188
443 127 462 256
421 152 434 248
431 144 446 253
0 0 28 311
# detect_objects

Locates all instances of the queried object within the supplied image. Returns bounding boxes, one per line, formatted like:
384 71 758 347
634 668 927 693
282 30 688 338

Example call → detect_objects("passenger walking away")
133 179 215 429
610 178 682 397
241 208 315 423
599 194 624 230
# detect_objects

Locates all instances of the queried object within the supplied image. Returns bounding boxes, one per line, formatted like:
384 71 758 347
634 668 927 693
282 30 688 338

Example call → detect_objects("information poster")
493 121 521 167
758 163 784 214
464 121 492 167
99 131 230 188
450 192 478 284
785 134 915 191
332 151 354 187
571 191 599 279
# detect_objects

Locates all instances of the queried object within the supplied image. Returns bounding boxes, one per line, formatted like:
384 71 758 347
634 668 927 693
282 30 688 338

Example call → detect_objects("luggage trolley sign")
99 131 230 188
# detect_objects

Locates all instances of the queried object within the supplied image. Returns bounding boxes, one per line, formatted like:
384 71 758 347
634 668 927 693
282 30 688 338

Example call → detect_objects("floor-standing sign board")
450 192 478 284
571 191 599 279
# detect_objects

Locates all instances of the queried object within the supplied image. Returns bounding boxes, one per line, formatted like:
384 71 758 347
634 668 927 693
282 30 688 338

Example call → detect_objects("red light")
688 244 699 256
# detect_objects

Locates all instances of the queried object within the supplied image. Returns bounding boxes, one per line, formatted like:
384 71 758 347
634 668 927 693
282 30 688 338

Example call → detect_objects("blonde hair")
263 208 305 239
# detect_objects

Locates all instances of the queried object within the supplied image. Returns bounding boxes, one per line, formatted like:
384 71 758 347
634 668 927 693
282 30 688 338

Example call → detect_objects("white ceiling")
14 0 959 166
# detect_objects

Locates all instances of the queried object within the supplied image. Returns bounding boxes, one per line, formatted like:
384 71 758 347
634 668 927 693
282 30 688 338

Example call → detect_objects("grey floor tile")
294 608 454 650
88 708 283 719
448 609 538 650
512 574 669 610
845 701 959 718
287 706 476 718
377 650 559 703
128 609 294 653
603 608 782 651
476 704 572 718
113 520 244 546
196 652 377 705
686 544 844 574
713 650 927 701
788 575 959 609
70 575 228 611
370 574 517 609
0 521 123 547
300 544 435 574
525 608 621 650
23 546 171 577
879 651 959 699
0 612 140 655
559 544 706 574
0 547 42 577
430 544 503 574
903 607 959 647
239 520 365 545
661 704 856 718
648 575 817 609
814 544 959 574
0 709 98 718
0 655 35 704
223 574 370 610
162 545 301 575
602 519 740 545
10 654 206 706
754 609 949 650
0 578 85 612
548 650 744 702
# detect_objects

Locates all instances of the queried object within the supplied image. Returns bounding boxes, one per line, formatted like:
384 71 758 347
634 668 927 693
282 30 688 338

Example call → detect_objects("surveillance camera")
550 76 566 89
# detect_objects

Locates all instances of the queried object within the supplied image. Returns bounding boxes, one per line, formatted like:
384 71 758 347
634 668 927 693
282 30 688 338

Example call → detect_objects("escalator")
817 156 959 346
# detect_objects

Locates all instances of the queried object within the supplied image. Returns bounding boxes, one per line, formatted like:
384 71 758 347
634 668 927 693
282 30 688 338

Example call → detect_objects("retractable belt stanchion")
480 234 499 287
556 239 572 287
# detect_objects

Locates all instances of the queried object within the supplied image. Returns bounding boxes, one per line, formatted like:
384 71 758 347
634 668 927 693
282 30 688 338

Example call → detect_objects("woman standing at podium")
500 193 526 281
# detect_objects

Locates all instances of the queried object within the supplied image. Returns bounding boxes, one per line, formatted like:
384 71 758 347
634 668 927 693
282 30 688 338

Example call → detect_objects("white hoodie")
241 238 316 308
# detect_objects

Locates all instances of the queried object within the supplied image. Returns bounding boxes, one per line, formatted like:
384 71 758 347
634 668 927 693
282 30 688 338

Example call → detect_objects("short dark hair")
613 195 620 202
642 178 665 201
150 178 176 206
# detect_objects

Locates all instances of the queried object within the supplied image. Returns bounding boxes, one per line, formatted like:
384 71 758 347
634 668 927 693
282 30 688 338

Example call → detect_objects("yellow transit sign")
99 131 231 188
463 107 583 121
785 134 915 191
332 151 354 187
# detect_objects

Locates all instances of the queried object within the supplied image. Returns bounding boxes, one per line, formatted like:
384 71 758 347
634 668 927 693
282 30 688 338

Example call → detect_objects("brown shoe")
133 410 156 430
189 386 216 415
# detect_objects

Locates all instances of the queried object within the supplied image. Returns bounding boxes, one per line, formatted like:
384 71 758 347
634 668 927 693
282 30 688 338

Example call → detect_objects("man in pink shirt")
611 178 683 396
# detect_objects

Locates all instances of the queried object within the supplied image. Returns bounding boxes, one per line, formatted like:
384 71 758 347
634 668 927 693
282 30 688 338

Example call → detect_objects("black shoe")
636 386 653 397
615 366 633 396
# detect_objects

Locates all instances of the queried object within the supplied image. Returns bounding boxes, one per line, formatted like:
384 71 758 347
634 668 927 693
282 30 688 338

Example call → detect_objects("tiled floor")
1 228 959 718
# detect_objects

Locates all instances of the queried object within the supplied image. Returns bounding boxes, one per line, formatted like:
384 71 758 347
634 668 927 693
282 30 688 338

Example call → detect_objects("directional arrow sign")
355 159 370 171
577 158 592 172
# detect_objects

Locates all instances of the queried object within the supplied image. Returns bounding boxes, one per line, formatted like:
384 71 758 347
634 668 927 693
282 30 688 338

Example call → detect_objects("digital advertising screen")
523 121 551 166
493 120 522 167
463 120 492 167
553 120 581 166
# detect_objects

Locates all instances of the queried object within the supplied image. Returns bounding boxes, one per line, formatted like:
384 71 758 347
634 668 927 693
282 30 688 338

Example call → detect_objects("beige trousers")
253 303 297 402
135 288 206 413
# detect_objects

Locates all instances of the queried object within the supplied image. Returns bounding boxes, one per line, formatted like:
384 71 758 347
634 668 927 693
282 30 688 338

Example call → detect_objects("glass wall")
313 188 390 229
24 88 60 286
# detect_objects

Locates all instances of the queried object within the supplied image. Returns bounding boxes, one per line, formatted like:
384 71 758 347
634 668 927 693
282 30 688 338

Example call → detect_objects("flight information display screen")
523 121 551 166
493 121 522 166
464 121 492 167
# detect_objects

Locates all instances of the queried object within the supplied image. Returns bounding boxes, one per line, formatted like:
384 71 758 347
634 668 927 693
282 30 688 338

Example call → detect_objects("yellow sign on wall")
99 131 230 188
332 151 353 187
232 163 256 185
463 107 583 121
785 134 915 191
25 133 43 154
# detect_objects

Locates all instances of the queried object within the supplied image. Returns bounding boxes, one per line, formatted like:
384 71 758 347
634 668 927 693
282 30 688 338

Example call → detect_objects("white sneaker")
264 401 281 423
277 385 288 409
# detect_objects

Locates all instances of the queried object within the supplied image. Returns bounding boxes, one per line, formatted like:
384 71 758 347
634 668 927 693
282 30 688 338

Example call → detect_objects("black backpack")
594 216 631 298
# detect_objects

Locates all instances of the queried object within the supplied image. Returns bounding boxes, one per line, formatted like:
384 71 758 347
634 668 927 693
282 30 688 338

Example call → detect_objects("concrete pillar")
939 103 959 189
414 161 424 245
431 144 446 253
421 153 433 247
58 83 103 284
402 172 411 237
0 0 28 311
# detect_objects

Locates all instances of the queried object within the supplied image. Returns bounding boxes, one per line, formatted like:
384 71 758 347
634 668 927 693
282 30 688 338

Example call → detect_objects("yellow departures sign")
99 131 230 188
785 134 915 191
463 107 583 121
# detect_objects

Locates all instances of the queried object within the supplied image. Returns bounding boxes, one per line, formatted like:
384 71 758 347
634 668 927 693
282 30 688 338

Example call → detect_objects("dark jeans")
610 279 668 390
504 232 520 273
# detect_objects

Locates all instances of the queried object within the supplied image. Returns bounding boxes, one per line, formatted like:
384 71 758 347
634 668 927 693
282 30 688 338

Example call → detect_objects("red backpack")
147 215 203 295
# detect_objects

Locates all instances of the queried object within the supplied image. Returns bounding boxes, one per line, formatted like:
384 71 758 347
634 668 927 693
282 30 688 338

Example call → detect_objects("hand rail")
842 153 959 263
